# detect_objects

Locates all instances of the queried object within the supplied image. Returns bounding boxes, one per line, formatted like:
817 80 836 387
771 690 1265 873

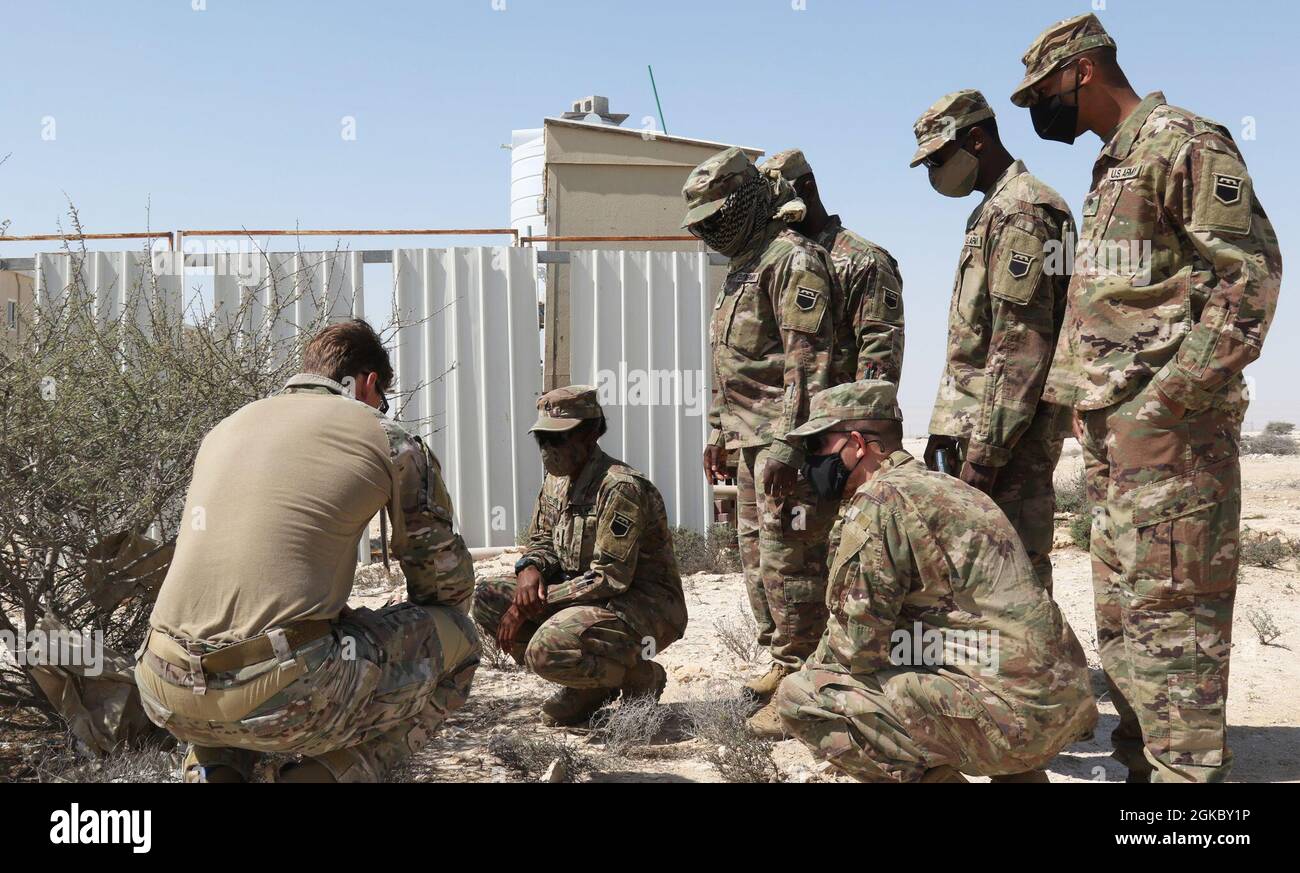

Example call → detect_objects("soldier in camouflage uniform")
135 320 480 783
684 147 841 736
910 90 1074 595
760 148 905 385
1012 14 1282 782
472 386 686 726
776 381 1098 782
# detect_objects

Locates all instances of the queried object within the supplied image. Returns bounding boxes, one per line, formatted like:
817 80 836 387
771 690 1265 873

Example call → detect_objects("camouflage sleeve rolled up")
847 252 905 383
1150 132 1281 412
823 497 911 674
545 480 644 606
765 246 837 468
384 420 475 608
522 476 565 584
965 211 1062 468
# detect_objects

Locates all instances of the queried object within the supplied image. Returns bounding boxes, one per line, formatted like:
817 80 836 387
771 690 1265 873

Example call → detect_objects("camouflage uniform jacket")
284 375 475 608
708 220 839 468
929 161 1075 467
522 448 687 647
1043 92 1282 413
813 215 905 384
813 450 1093 732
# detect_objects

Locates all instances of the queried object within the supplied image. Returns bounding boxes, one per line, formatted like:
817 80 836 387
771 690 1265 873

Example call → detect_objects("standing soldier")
776 381 1097 782
760 148 906 385
136 320 481 783
909 90 1074 594
684 147 840 736
1011 14 1282 782
471 386 687 727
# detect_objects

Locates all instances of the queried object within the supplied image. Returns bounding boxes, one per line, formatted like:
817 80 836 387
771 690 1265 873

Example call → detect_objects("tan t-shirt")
151 381 394 644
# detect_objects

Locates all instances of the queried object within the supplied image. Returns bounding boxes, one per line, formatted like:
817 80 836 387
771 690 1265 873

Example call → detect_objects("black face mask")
802 442 861 501
1031 67 1082 144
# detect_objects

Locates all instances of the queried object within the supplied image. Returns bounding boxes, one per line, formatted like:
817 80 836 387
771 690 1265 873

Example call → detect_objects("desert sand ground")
368 438 1300 784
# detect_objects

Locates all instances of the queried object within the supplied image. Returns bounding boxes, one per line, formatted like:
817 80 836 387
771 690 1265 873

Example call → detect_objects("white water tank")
509 127 546 250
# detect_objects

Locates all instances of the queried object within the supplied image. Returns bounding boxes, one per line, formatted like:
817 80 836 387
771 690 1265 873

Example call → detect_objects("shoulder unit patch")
609 512 633 538
1213 172 1243 206
1007 250 1035 279
794 286 820 312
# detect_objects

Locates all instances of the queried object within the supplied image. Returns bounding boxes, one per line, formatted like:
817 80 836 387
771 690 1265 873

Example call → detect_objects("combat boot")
991 769 1051 783
540 685 617 726
181 744 253 783
746 699 788 739
620 660 668 702
919 765 969 783
741 662 792 706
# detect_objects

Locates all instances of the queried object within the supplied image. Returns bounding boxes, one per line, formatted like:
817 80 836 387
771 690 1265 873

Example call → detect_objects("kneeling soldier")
776 381 1097 782
473 386 688 726
135 320 481 783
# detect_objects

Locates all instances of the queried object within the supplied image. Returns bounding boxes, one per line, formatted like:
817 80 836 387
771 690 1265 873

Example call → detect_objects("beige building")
1 270 34 353
531 99 762 388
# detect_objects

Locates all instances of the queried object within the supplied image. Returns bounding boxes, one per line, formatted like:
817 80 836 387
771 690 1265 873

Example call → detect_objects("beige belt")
146 620 333 694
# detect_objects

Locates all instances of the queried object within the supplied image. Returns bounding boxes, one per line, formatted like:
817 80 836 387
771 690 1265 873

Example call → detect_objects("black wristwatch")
514 556 542 576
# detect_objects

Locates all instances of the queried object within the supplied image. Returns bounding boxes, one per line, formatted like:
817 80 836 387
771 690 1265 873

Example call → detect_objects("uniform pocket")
725 281 772 358
1167 670 1226 767
1128 460 1238 602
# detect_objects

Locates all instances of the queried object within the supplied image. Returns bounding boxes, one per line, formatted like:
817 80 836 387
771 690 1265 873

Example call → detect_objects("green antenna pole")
648 64 667 135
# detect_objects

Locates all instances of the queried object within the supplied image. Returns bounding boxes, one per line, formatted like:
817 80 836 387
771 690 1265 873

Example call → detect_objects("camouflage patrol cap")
681 147 760 228
787 380 903 439
909 90 995 168
1010 13 1116 107
760 148 813 182
530 385 604 433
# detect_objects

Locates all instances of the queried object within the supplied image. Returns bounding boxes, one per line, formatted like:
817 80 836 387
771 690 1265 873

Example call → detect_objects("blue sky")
2 0 1294 428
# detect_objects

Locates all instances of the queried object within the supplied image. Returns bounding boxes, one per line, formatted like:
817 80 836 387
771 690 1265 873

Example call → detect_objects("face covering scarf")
690 173 773 257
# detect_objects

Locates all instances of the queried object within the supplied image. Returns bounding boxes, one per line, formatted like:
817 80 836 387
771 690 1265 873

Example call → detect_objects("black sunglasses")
534 430 569 447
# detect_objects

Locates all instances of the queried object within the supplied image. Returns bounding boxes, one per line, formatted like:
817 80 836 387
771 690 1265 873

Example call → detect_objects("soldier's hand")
762 456 798 500
959 460 998 495
514 564 546 618
703 445 729 484
924 435 959 472
497 603 525 652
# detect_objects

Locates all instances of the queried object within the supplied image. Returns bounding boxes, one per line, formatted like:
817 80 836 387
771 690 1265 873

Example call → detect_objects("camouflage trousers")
1079 386 1242 783
958 408 1064 594
777 663 1085 782
135 603 480 782
737 445 839 669
472 576 649 688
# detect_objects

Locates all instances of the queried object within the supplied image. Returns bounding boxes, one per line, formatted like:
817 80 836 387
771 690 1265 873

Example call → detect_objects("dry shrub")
713 607 763 663
1240 529 1293 569
673 524 742 575
1241 432 1298 455
1246 607 1285 647
590 694 670 758
23 732 180 783
683 688 780 783
487 731 595 782
1054 466 1089 516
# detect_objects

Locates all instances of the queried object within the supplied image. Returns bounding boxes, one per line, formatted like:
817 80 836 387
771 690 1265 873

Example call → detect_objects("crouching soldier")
776 381 1097 782
135 320 481 783
472 386 688 726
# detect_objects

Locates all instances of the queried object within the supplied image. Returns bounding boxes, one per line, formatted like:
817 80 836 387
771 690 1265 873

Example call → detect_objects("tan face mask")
927 147 979 198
